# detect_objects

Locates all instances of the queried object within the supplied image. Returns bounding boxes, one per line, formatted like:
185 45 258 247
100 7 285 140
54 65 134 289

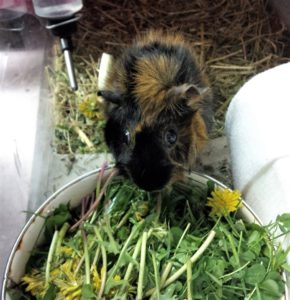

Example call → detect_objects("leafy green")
81 284 96 299
42 284 58 300
244 264 267 285
14 177 289 300
44 204 71 239
277 213 290 232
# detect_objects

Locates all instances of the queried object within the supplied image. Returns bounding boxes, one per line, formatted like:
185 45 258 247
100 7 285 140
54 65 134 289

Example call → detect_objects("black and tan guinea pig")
98 30 213 191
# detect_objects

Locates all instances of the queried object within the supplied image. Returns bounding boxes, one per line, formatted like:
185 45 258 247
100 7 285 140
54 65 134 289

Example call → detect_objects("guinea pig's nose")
130 164 173 191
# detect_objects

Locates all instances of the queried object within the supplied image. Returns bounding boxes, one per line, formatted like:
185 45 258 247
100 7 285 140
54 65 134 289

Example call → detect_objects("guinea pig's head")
99 83 209 191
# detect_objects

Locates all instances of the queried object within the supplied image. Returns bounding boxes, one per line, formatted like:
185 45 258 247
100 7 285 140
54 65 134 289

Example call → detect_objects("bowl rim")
2 168 287 299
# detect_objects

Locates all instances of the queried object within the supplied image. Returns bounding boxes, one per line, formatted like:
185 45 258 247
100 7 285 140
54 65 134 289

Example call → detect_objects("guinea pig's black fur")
99 30 213 191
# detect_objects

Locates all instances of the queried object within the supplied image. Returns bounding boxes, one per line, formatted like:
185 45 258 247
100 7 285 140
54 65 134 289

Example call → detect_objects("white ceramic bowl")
2 168 288 299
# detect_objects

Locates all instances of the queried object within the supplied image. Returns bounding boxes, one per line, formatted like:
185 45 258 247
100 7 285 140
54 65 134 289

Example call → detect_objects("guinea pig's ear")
97 90 123 105
167 84 209 109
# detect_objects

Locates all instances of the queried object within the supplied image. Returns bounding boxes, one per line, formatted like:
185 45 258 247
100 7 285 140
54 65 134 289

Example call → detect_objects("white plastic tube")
225 62 290 225
98 53 113 91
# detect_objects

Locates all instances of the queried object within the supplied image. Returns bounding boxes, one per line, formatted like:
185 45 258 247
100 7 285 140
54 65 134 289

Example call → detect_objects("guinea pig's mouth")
115 162 128 176
116 162 173 192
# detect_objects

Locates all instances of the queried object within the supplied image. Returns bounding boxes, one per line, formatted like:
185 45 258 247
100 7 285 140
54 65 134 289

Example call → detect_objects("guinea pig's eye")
164 129 177 146
124 129 131 145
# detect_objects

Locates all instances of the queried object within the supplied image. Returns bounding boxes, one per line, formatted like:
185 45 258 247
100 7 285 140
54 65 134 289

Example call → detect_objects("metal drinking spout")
31 0 83 91
60 37 78 91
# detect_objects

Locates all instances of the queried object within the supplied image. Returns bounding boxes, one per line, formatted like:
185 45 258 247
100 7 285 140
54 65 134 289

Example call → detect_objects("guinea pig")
98 30 213 191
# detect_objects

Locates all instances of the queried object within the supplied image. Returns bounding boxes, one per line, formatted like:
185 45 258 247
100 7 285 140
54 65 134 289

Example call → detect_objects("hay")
50 0 290 154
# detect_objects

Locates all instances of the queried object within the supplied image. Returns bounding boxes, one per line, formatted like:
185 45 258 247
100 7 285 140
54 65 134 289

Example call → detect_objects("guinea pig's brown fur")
99 30 213 191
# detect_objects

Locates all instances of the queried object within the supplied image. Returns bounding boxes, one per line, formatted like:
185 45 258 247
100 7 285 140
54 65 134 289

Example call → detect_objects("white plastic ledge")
225 62 290 225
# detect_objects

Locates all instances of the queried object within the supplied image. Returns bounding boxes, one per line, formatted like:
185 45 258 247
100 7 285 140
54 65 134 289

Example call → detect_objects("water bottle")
32 0 83 91
32 0 83 19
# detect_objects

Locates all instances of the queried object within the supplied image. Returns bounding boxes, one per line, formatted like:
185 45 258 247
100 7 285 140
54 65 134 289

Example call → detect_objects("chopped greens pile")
8 169 290 300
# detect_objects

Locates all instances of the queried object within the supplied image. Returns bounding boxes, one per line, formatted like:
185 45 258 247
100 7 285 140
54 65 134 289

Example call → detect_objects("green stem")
164 230 216 287
265 237 274 273
237 230 243 258
118 229 153 300
70 168 118 231
246 285 257 300
187 260 193 300
151 252 160 300
116 208 132 229
219 261 250 280
94 227 107 299
74 254 85 276
74 233 97 276
89 211 98 225
90 246 100 272
89 163 107 225
225 214 240 237
272 229 290 240
55 222 70 256
175 223 191 255
81 229 91 285
45 230 59 285
97 162 107 195
160 262 172 287
149 262 173 300
119 236 143 296
145 230 216 297
147 223 191 299
103 217 119 253
107 221 143 286
186 200 195 223
223 225 240 266
137 231 148 300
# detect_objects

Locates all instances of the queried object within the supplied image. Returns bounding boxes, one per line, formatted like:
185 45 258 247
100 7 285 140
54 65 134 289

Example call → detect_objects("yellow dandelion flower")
21 270 46 296
114 274 121 281
92 265 122 295
92 265 102 292
60 246 74 255
207 187 242 217
79 94 102 120
108 274 122 297
59 260 79 283
51 259 82 298
135 201 149 221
